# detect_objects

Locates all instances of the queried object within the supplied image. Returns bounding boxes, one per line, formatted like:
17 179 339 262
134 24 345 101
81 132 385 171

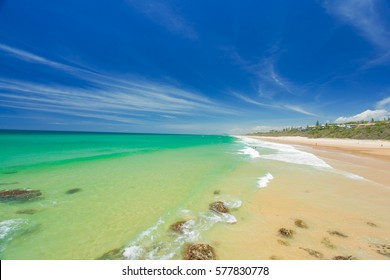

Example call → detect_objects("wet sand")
208 136 390 260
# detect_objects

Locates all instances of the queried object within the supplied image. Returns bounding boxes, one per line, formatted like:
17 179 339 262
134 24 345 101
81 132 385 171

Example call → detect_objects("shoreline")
245 136 390 160
245 136 390 187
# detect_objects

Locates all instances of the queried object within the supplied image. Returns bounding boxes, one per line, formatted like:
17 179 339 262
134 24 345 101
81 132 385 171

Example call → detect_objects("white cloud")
324 0 390 50
376 96 390 109
335 109 389 123
231 92 274 107
283 105 317 116
0 44 237 125
127 0 197 39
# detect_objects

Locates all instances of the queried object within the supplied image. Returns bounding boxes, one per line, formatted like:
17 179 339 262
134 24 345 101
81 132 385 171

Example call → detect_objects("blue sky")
0 0 390 134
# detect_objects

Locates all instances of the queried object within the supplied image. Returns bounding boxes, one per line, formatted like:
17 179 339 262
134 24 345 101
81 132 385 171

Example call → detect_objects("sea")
0 131 387 260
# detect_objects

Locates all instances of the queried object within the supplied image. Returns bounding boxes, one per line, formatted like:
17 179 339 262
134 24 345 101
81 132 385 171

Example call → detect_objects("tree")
316 120 320 127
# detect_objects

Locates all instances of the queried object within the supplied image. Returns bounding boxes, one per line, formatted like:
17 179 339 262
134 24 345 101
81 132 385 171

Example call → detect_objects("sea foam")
122 203 241 260
257 173 274 188
238 147 260 158
0 219 28 253
236 136 331 169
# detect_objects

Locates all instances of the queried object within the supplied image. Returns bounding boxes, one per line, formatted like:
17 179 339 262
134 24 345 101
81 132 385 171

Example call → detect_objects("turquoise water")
0 131 258 259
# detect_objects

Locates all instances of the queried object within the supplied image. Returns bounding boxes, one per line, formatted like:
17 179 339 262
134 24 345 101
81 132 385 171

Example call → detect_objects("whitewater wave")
236 136 331 169
0 219 29 253
257 173 274 188
238 147 260 158
122 202 241 260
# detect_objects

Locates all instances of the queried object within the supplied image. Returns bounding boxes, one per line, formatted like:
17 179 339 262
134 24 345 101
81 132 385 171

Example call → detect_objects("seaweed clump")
321 237 336 249
299 247 323 259
370 244 390 258
328 230 348 238
279 228 294 238
184 243 216 260
333 255 356 260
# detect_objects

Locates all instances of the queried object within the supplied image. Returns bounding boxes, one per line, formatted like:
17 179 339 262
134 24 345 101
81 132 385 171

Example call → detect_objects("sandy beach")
208 136 390 260
248 136 390 186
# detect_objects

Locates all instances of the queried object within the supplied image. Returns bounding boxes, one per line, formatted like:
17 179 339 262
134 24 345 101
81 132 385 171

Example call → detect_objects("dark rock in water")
96 248 124 260
184 243 216 260
279 228 294 238
16 209 37 215
299 247 323 259
170 220 187 233
370 244 390 258
367 221 377 227
0 182 19 186
321 237 336 249
294 219 308 229
328 230 348 238
2 170 18 174
0 189 42 201
65 188 81 195
210 201 229 213
213 190 220 195
333 255 356 260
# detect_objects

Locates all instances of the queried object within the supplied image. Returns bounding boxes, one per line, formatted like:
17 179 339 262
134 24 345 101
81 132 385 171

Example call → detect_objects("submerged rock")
184 243 216 260
213 190 221 195
210 201 229 213
279 228 294 238
0 182 19 186
16 209 38 215
333 255 356 260
328 230 348 238
65 188 81 195
299 247 323 259
294 219 308 229
96 248 124 260
0 189 42 201
2 170 18 174
170 220 187 233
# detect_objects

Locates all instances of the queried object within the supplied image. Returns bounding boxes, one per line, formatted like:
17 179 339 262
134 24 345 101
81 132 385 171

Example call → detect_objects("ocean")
0 131 388 260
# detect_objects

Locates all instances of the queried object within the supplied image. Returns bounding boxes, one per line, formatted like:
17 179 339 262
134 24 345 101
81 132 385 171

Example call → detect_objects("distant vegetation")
248 119 390 140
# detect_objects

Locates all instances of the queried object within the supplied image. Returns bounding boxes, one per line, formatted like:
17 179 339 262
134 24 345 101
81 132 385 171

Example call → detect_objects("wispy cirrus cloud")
0 44 235 125
232 92 317 116
323 0 390 65
127 0 197 39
